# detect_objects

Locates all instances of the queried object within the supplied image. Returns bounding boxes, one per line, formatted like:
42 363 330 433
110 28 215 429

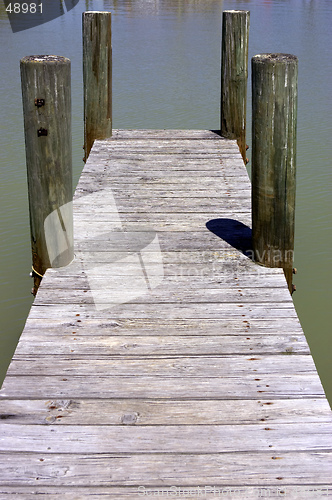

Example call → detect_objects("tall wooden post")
83 11 112 161
20 55 74 295
220 10 250 162
251 53 298 293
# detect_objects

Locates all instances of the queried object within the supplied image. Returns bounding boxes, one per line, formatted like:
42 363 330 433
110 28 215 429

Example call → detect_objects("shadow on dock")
206 218 253 258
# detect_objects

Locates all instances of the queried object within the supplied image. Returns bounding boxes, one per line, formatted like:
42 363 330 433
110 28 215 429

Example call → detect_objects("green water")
0 0 331 405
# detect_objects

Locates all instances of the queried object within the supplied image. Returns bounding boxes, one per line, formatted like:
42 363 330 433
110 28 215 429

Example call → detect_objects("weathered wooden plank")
99 168 245 182
0 373 325 399
0 452 331 486
1 398 330 426
73 223 251 239
5 355 318 377
94 136 237 144
0 485 331 499
111 129 233 139
75 187 251 198
40 255 279 270
21 317 304 336
45 251 285 274
38 275 289 291
39 274 287 289
73 214 252 229
74 199 251 213
76 173 251 186
75 182 251 197
26 302 299 320
2 368 323 400
73 213 252 226
12 334 310 357
111 129 229 139
32 287 292 306
99 143 238 152
1 422 332 454
74 196 251 209
74 230 253 251
82 159 247 174
95 137 239 147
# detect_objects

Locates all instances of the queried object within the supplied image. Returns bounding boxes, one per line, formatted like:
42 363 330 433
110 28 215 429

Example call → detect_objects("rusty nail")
34 98 45 107
37 128 48 137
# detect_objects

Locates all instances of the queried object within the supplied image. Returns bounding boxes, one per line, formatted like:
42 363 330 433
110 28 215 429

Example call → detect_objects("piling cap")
20 55 70 64
224 10 250 13
253 53 298 63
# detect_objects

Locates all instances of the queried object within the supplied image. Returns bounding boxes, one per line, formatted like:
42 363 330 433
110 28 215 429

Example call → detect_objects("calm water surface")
0 0 331 404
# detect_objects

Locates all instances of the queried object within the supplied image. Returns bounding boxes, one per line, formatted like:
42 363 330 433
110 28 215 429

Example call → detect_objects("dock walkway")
1 130 331 498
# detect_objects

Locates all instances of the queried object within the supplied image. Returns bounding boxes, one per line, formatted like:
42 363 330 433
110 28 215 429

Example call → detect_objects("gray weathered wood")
20 55 74 293
1 422 332 453
252 54 298 292
1 398 330 425
0 485 331 499
7 355 318 377
27 302 300 320
0 452 331 486
221 10 250 161
30 286 291 305
83 11 112 160
12 334 310 356
21 316 304 336
1 130 331 494
0 374 325 399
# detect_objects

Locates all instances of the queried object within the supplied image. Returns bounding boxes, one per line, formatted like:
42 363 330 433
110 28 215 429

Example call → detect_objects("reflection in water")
104 0 224 16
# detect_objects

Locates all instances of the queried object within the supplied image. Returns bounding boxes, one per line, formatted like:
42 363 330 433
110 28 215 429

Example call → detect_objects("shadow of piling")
206 218 253 258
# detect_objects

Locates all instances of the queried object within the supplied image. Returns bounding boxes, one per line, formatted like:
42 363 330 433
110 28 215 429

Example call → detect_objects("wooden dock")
1 130 331 498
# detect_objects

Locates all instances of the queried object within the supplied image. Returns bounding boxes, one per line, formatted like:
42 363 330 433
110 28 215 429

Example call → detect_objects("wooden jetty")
0 129 332 498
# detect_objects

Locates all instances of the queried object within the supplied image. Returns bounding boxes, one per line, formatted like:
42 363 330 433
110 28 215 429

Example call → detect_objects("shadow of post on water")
206 218 253 258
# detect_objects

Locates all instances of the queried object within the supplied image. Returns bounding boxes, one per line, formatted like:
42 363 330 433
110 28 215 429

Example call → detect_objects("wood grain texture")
221 10 250 160
83 11 112 160
0 452 331 486
0 130 330 494
20 55 74 291
1 398 330 425
252 54 298 291
0 486 330 499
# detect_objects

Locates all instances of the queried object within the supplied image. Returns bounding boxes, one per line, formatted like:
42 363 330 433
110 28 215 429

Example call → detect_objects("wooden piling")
83 11 112 161
220 10 250 162
251 53 298 293
20 55 74 295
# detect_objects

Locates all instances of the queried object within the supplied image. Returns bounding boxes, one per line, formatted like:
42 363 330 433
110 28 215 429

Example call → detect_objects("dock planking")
0 130 331 498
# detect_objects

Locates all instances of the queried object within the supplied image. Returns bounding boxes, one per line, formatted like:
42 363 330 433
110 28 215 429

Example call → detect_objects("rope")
31 266 44 279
